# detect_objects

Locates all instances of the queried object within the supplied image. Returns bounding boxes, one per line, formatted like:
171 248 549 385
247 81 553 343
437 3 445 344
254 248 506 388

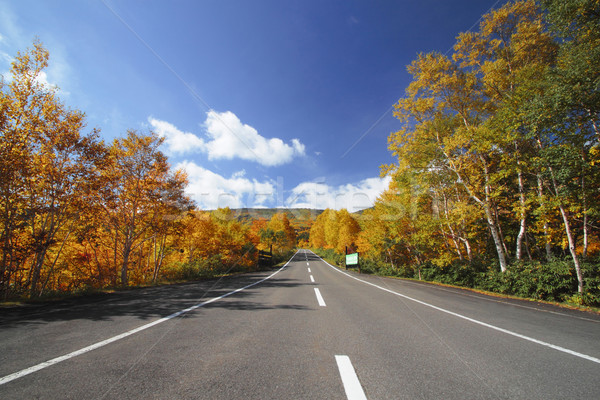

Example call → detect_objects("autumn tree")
390 50 511 271
335 209 360 254
309 211 327 248
453 0 557 261
0 41 105 297
177 209 255 274
322 209 340 250
248 218 269 249
148 168 192 282
388 1 566 273
266 212 296 253
96 130 190 286
308 208 361 255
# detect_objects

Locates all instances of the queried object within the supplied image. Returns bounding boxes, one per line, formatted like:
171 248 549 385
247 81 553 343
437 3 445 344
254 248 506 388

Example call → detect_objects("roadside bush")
310 248 600 306
580 259 600 306
312 248 344 266
272 249 296 266
173 255 227 280
374 263 414 278
477 260 575 301
418 262 478 287
474 259 600 306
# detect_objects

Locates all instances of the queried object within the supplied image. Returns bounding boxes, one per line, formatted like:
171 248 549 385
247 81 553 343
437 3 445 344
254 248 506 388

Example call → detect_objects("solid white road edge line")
335 355 368 400
0 251 301 386
314 288 326 307
312 251 600 365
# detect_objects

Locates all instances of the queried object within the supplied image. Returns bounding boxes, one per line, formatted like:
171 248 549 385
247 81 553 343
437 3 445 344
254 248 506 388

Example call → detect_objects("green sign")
346 252 359 266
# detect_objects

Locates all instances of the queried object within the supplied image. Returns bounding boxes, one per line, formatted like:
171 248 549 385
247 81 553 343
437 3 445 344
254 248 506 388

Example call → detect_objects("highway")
1 249 599 399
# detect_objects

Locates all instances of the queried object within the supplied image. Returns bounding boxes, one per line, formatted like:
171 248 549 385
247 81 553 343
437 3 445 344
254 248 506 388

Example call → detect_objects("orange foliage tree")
0 41 105 297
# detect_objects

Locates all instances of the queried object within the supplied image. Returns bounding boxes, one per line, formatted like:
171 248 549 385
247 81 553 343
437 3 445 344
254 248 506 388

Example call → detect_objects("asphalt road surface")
1 249 599 399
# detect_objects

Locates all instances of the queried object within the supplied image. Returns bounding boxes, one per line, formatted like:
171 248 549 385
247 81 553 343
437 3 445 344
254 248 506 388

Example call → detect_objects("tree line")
310 0 600 305
0 42 296 300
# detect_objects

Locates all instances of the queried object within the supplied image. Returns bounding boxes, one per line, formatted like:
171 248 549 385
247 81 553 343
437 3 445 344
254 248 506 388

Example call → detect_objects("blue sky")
0 0 505 211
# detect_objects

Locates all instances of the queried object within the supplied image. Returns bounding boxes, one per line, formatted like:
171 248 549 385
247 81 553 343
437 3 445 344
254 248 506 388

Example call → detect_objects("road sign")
346 252 359 266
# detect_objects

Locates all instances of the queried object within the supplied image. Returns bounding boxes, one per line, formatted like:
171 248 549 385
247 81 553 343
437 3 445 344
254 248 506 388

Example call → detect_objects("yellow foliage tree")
335 210 361 254
309 211 327 248
266 212 296 253
322 209 339 250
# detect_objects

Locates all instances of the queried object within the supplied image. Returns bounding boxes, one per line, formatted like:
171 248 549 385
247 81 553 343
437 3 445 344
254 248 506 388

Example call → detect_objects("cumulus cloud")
203 110 305 166
34 70 50 86
286 176 392 211
1 68 55 89
178 161 275 209
150 111 305 166
149 117 205 154
175 158 390 211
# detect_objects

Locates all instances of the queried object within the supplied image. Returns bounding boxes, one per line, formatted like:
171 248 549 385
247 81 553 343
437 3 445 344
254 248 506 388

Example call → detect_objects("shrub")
475 259 599 305
347 252 600 306
310 248 600 306
174 255 226 280
312 248 344 266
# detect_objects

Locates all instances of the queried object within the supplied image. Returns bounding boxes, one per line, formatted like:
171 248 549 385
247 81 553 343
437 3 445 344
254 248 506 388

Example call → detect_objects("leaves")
312 1 600 299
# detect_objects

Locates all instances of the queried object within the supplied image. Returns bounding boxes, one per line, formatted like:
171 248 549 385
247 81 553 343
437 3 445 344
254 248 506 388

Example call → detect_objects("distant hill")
207 207 368 223
229 208 323 226
352 207 373 215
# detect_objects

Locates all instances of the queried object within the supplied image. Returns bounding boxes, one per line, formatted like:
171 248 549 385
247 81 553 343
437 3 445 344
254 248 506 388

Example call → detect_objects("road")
1 249 599 399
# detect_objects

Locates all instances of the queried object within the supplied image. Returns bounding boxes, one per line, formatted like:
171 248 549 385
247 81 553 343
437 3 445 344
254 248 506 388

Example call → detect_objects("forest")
1 0 599 306
310 0 600 306
0 42 301 300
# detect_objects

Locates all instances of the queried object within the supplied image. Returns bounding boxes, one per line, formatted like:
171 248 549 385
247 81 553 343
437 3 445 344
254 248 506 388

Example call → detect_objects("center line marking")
335 355 367 400
310 275 315 283
308 267 311 273
307 262 309 266
314 288 326 306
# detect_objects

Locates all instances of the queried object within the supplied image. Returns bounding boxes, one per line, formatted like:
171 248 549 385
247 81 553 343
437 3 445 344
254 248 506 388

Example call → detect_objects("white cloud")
291 138 305 155
0 49 11 64
178 161 275 209
1 68 62 94
287 176 392 211
150 111 305 166
203 110 305 166
149 117 205 154
176 159 391 211
0 8 72 97
34 70 53 88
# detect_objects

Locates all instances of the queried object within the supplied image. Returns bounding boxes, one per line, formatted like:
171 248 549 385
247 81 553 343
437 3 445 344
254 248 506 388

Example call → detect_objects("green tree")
541 0 600 143
454 0 556 261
